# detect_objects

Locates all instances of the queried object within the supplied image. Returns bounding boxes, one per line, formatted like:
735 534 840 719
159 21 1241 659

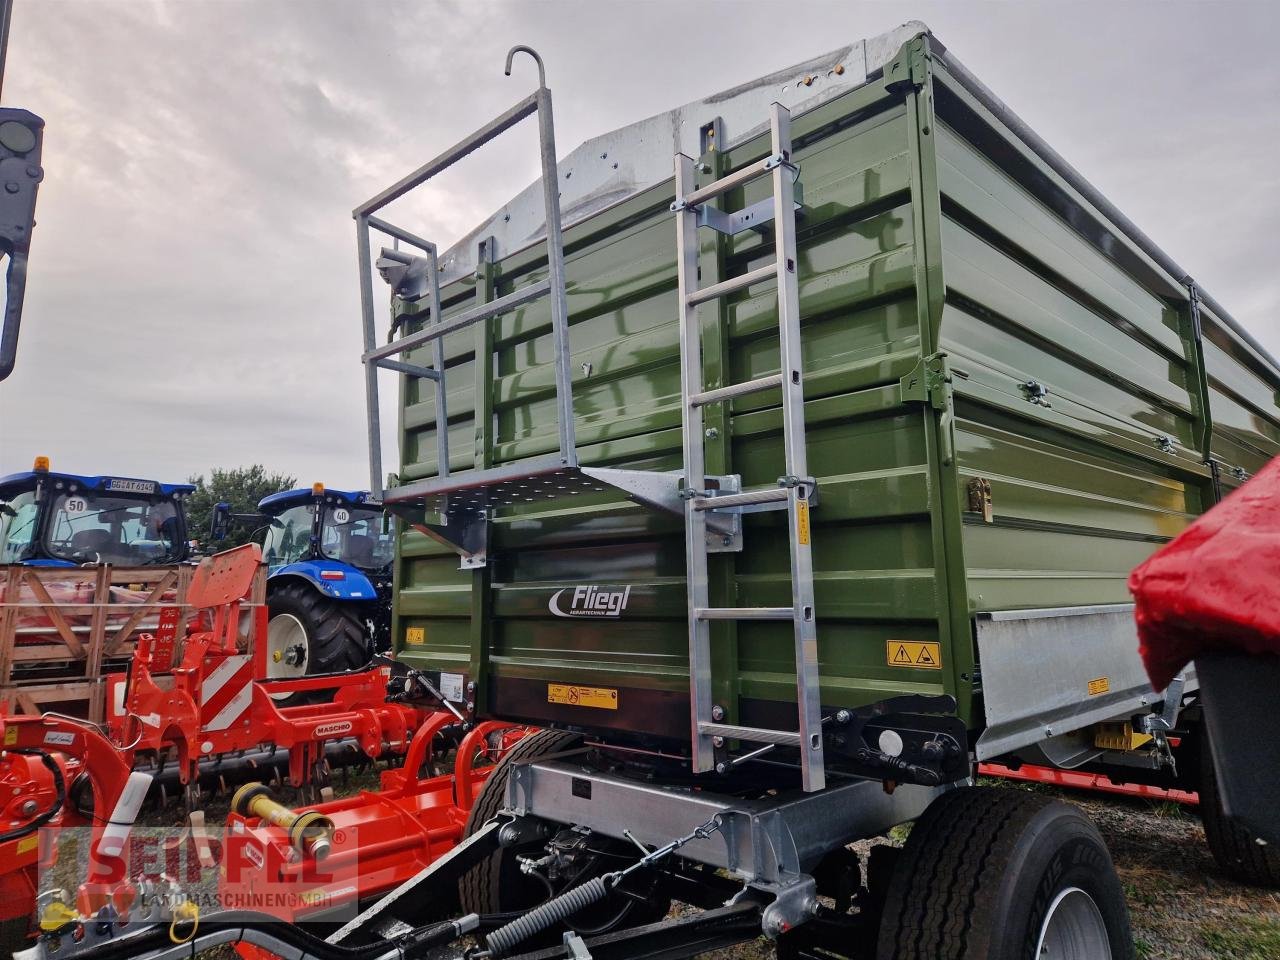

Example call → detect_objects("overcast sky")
0 1 1276 489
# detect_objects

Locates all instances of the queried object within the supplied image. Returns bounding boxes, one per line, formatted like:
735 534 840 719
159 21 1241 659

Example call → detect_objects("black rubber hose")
0 748 64 843
41 910 465 960
485 875 612 957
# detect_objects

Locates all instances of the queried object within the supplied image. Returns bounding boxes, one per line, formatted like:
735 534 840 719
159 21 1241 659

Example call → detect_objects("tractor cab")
0 457 192 567
213 484 392 681
256 484 393 576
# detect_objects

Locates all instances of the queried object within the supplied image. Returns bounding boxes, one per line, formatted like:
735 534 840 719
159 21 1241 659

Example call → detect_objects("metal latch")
966 477 993 523
1020 379 1051 407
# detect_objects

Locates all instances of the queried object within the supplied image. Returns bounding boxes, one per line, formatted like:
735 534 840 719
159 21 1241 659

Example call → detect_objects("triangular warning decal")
915 646 937 666
892 644 913 665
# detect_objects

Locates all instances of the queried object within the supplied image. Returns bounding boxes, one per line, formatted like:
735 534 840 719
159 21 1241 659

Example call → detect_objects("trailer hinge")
899 352 950 409
1184 276 1204 345
883 36 931 94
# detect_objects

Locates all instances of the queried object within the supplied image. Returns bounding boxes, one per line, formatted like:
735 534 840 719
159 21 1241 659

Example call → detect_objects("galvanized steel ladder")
672 103 826 792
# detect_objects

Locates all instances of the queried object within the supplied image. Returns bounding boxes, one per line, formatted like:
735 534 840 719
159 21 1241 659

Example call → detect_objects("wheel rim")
265 613 309 688
1035 886 1111 960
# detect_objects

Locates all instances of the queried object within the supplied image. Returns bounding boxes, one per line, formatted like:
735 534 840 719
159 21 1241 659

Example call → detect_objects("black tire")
266 580 369 676
0 917 31 958
459 728 584 917
875 786 1133 960
1199 733 1280 886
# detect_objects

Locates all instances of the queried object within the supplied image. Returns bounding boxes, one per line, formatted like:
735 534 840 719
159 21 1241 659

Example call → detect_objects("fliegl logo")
549 585 633 619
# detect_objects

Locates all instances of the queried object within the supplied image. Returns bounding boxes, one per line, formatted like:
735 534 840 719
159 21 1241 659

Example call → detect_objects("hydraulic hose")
0 748 64 843
37 910 478 960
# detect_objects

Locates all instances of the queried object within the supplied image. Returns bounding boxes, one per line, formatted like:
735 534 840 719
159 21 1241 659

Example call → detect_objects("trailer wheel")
874 786 1132 960
460 728 668 938
460 728 584 916
265 580 369 679
1199 733 1280 886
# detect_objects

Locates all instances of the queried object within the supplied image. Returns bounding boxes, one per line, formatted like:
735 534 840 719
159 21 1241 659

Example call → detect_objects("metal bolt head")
835 709 852 725
715 762 729 775
712 736 725 748
711 705 725 721
705 427 719 440
20 798 37 817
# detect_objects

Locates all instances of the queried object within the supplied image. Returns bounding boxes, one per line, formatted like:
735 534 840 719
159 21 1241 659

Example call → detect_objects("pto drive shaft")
231 783 335 859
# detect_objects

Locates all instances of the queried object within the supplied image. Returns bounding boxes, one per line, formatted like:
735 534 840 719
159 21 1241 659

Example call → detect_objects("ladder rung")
691 487 788 511
699 722 801 748
676 153 785 210
695 606 793 621
689 373 782 408
686 264 777 306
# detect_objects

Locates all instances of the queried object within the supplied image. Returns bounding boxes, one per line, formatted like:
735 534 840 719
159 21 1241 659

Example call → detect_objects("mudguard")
268 560 377 602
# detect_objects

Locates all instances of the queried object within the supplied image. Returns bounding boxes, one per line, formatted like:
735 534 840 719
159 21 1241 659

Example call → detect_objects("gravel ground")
42 774 1278 959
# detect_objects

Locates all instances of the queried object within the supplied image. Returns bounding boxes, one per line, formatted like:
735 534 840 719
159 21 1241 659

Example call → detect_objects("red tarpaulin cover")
1129 455 1280 691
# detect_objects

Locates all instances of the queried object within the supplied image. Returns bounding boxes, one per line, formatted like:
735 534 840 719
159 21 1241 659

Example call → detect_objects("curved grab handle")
0 249 27 381
504 44 547 89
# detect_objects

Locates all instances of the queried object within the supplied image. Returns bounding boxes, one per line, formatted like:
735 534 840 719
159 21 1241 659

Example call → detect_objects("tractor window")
321 506 393 570
43 492 185 565
262 504 313 567
0 490 38 563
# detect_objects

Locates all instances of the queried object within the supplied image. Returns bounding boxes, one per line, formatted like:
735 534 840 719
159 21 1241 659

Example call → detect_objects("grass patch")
1200 915 1280 960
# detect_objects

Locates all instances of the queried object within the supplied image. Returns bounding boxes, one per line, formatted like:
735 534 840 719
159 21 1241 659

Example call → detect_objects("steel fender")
267 561 377 601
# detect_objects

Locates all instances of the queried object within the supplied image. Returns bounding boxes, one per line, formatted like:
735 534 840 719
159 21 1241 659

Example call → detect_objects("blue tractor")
0 457 193 567
213 484 393 680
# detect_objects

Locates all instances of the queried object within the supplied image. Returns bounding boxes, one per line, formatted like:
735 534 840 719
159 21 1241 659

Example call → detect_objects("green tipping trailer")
350 22 1280 960
365 20 1279 959
379 29 1279 755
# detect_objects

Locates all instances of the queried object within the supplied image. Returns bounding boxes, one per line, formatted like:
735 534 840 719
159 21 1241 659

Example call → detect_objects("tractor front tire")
875 786 1133 960
266 580 369 676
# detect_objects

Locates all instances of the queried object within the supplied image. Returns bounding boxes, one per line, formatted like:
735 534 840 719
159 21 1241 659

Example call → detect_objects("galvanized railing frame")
354 46 575 502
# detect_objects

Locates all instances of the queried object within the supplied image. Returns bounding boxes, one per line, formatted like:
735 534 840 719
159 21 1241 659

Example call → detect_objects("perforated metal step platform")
381 463 741 568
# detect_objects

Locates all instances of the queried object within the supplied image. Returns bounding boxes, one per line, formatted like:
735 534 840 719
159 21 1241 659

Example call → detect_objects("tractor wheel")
459 729 669 939
1199 733 1280 886
265 580 369 679
875 786 1133 960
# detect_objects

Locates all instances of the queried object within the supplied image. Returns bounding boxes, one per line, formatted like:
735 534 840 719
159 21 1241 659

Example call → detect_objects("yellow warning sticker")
405 627 425 646
796 500 811 545
17 834 38 856
886 641 942 670
548 684 619 710
1087 676 1111 696
3 727 16 746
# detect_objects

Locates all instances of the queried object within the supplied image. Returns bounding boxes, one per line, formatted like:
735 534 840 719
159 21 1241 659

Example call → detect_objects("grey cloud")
1 0 1276 487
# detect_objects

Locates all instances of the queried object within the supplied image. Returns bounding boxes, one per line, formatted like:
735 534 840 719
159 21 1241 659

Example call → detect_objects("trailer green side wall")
388 34 1280 742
